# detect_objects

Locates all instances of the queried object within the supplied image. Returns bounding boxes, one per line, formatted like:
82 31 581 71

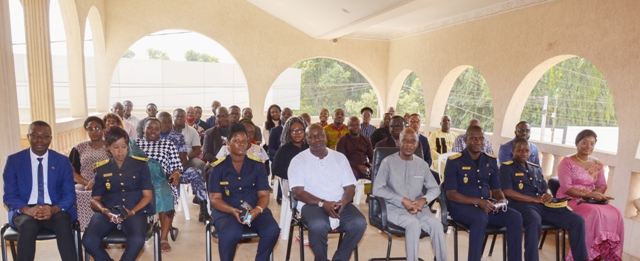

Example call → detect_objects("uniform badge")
515 172 524 177
106 181 111 190
518 181 524 190
225 187 230 196
463 174 468 184
462 166 471 170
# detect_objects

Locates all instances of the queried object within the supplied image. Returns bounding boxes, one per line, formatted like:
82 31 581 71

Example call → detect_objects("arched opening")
265 57 379 120
8 0 28 122
519 57 617 153
396 71 426 118
443 66 494 132
49 0 70 117
84 17 96 112
109 30 246 118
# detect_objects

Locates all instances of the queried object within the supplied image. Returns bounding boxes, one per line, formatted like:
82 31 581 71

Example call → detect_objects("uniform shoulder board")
247 154 262 162
502 160 513 166
484 152 497 159
527 161 539 167
211 156 226 167
92 159 109 169
131 156 148 162
448 153 462 160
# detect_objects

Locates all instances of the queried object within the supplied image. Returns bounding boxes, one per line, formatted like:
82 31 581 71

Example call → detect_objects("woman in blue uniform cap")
209 123 280 261
82 126 154 261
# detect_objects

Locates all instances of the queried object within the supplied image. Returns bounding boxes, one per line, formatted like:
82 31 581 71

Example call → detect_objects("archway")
396 71 426 118
440 66 494 132
265 57 380 119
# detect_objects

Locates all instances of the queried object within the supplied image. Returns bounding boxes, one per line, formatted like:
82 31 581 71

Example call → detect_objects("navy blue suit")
267 125 283 162
418 134 433 167
500 160 587 261
3 148 78 261
209 156 280 261
444 150 523 261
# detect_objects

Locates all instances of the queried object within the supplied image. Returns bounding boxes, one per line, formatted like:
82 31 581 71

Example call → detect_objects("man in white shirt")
122 100 140 127
288 124 366 261
173 108 202 159
111 102 137 139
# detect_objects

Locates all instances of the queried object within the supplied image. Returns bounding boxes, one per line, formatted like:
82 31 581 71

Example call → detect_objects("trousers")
82 212 147 261
301 203 367 261
12 211 77 261
214 208 280 261
388 208 447 261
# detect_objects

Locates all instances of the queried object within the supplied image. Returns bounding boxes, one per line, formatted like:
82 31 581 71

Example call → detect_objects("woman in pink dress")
556 129 623 261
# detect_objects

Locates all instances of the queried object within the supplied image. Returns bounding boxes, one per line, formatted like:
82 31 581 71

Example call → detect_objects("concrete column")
22 0 56 146
0 0 23 225
66 31 88 118
551 154 565 178
541 152 554 177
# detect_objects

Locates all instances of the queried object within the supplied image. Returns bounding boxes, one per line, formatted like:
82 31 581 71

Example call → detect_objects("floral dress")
69 141 109 231
557 157 624 261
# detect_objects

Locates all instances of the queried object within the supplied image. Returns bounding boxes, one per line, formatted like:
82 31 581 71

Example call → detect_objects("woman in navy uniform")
500 137 587 261
208 123 280 261
82 126 154 261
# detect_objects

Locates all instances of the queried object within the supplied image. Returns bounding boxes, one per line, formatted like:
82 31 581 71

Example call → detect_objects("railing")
19 117 93 156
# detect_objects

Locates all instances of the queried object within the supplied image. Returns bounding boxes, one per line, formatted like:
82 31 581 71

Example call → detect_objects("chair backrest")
371 147 423 185
548 177 560 197
437 152 458 183
439 184 452 212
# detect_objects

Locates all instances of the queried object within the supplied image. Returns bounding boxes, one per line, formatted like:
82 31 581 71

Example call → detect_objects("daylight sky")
8 0 238 63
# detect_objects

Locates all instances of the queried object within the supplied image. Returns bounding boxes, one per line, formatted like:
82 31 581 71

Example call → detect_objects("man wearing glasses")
498 121 540 165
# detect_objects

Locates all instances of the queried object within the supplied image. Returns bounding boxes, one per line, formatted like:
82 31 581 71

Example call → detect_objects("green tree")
184 49 219 62
292 58 377 117
146 48 170 60
122 49 135 58
396 72 425 117
444 67 495 131
522 57 616 127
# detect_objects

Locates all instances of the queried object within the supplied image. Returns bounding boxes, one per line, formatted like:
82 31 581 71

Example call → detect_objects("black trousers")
12 211 77 261
214 208 280 261
82 212 147 261
510 201 588 261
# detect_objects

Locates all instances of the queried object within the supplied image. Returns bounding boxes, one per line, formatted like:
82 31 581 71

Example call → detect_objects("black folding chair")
368 147 447 261
83 215 161 261
205 221 274 261
1 220 83 261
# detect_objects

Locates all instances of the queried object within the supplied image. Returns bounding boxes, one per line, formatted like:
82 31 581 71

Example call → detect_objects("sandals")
160 240 172 253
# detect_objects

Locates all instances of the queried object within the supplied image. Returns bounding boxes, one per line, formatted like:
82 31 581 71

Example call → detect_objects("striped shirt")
360 123 377 140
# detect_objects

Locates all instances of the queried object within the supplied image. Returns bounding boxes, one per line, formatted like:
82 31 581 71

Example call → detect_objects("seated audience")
228 105 242 124
203 106 231 163
299 113 311 127
373 128 447 261
82 127 153 261
263 104 282 148
288 124 367 261
359 107 376 140
103 113 125 131
557 129 623 261
375 116 406 149
272 116 309 180
427 115 457 165
194 106 210 131
403 112 411 127
209 124 280 261
69 116 110 231
111 102 137 139
451 119 494 154
268 107 292 161
185 106 206 140
336 116 373 180
444 126 522 261
317 108 329 127
3 121 78 261
324 108 348 150
146 103 158 118
216 119 269 162
387 106 395 116
370 112 391 147
498 121 540 165
242 107 262 144
122 100 140 127
205 100 221 129
408 113 433 167
500 138 587 261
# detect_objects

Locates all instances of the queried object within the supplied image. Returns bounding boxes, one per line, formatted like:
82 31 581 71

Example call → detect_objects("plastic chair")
1 220 83 261
84 215 162 261
278 178 292 240
436 152 457 183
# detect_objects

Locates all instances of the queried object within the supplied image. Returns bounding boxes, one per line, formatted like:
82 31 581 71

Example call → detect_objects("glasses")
29 134 52 140
516 128 531 133
246 131 255 135
147 108 157 112
291 128 305 135
409 120 420 124
390 123 404 128
86 126 102 132
362 113 372 117
123 105 132 109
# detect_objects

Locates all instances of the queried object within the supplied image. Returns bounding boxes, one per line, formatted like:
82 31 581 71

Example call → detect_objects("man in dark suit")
3 121 78 261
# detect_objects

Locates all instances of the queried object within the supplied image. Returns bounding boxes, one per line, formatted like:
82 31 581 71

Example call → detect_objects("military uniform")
82 156 154 261
208 155 280 261
443 150 523 261
500 160 588 261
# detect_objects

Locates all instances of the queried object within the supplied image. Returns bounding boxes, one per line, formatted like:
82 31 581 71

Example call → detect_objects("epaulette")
527 161 539 167
247 154 263 162
484 152 497 159
92 159 109 169
211 156 226 167
448 153 462 160
131 156 148 162
502 160 513 165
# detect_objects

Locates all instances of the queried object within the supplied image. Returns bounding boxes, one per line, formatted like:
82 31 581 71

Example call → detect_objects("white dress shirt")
28 149 52 205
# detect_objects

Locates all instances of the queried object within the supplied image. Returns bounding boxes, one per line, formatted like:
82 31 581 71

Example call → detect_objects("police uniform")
82 156 154 261
443 150 523 261
208 155 280 261
500 160 588 261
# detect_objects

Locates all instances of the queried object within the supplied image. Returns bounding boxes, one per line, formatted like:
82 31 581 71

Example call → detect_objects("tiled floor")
4 195 626 260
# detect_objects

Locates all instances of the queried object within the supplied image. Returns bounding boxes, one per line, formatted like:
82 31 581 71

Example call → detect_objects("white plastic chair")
437 152 458 183
175 184 191 220
278 178 292 240
354 179 371 205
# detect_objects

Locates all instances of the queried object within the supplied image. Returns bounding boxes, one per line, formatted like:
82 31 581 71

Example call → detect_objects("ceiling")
247 0 553 41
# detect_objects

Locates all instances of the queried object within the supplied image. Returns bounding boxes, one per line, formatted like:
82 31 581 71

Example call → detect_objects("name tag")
220 181 229 185
515 173 524 177
462 166 471 170
413 175 422 179
103 173 112 177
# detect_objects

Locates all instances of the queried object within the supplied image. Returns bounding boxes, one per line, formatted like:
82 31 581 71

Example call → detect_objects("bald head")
468 119 480 128
111 102 124 117
306 123 324 134
398 128 418 158
399 127 418 143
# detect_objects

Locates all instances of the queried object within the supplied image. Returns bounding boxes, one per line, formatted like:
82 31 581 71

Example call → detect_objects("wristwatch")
318 200 325 208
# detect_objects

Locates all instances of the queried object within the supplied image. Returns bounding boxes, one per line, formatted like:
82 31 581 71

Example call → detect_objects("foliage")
122 49 135 58
396 72 425 118
522 57 617 127
146 48 170 60
444 67 495 132
292 58 378 117
184 49 219 63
